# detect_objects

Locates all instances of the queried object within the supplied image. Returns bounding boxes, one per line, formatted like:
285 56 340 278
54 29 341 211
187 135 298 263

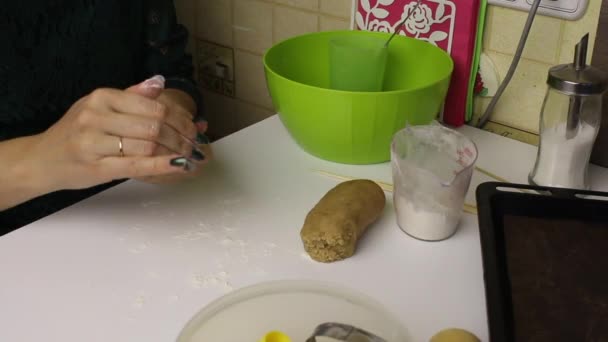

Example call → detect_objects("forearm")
0 135 52 210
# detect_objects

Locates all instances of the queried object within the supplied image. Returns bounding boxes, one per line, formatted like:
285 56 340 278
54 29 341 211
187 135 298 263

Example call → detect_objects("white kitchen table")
1 115 607 342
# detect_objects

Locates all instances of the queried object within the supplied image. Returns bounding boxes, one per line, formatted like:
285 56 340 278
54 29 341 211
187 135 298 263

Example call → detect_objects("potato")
429 328 480 342
300 179 386 263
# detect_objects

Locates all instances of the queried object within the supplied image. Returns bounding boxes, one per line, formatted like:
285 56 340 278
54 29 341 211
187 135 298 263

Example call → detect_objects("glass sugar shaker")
529 33 608 190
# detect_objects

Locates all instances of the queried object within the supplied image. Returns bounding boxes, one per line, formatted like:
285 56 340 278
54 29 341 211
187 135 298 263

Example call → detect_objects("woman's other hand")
127 76 212 184
30 76 201 192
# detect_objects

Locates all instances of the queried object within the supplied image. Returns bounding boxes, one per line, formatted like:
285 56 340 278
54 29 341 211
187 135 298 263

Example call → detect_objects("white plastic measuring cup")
391 123 478 241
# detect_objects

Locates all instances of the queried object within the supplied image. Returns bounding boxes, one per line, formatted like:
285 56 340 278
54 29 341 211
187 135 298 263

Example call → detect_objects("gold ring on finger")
118 136 125 157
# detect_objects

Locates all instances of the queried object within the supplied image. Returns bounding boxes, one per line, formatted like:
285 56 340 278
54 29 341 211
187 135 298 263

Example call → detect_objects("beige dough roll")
300 179 386 263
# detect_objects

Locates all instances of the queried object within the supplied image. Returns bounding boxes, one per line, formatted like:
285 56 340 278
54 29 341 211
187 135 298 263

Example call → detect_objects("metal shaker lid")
547 33 608 96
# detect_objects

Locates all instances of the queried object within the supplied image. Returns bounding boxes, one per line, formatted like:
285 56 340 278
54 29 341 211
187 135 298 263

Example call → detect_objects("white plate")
176 280 411 342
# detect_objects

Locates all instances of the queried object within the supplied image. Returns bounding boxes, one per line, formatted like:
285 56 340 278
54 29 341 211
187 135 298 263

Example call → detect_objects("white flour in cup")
394 193 461 241
390 123 476 241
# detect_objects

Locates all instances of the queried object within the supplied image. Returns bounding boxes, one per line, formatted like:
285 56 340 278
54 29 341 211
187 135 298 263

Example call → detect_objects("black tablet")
476 182 608 342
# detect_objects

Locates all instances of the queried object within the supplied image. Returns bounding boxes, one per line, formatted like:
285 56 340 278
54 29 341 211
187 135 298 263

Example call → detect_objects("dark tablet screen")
503 215 608 341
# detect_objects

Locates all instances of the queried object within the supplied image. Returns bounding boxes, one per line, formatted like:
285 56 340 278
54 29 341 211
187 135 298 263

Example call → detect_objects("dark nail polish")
196 133 210 145
170 157 188 168
191 148 206 161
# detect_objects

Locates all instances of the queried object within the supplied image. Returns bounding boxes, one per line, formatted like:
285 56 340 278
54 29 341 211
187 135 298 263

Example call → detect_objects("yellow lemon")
258 331 292 342
430 328 480 342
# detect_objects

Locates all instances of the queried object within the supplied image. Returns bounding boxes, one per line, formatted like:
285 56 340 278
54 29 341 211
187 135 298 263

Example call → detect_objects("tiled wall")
475 1 603 137
174 0 602 141
174 0 353 140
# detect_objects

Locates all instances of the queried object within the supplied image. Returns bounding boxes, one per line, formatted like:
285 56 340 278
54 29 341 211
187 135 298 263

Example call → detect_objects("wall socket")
196 40 235 98
488 0 589 20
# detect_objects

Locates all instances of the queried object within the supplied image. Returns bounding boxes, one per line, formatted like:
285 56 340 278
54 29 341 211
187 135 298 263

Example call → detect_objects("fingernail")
191 148 206 161
170 157 188 168
195 122 208 135
142 75 165 89
196 133 210 145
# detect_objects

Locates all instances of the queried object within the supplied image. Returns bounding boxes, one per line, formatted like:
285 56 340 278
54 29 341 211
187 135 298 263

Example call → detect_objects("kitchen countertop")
1 115 607 342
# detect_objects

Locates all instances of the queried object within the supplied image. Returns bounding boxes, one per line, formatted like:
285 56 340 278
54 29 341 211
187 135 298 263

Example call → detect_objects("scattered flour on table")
173 229 213 241
146 271 160 279
223 226 238 233
221 198 242 206
220 281 233 292
263 242 277 249
220 236 235 246
129 242 151 254
167 295 180 304
122 316 136 322
238 253 250 264
250 267 267 276
132 294 146 309
130 224 145 232
140 201 161 208
191 271 233 292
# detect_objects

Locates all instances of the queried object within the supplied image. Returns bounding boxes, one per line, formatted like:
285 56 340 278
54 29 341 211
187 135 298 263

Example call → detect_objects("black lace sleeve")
143 0 204 120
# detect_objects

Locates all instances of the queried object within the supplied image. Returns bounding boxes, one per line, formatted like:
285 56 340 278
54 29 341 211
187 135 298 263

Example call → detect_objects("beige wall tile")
274 0 319 11
482 6 495 50
319 0 352 18
234 0 274 54
320 15 350 31
474 52 551 133
234 50 274 109
486 6 562 64
558 0 602 64
197 0 233 47
478 4 602 137
274 6 319 43
235 101 275 131
202 89 237 140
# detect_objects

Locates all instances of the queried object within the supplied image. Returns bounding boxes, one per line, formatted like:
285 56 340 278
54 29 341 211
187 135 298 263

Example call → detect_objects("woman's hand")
128 79 212 184
29 76 200 192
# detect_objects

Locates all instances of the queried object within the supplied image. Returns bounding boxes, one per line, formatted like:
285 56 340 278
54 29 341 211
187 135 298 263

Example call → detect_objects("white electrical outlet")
488 0 589 20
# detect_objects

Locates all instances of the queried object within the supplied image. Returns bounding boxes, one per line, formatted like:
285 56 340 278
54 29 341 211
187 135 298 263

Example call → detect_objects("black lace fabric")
0 0 201 234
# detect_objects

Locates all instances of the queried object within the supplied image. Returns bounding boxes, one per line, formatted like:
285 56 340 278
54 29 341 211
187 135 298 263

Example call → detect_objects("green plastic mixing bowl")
263 30 453 164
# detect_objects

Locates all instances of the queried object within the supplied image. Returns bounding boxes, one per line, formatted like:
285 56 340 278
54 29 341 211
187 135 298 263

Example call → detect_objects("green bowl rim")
263 30 454 95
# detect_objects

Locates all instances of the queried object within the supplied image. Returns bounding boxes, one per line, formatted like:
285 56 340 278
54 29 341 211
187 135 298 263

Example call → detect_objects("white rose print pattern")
355 0 456 53
404 3 432 35
368 19 392 32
